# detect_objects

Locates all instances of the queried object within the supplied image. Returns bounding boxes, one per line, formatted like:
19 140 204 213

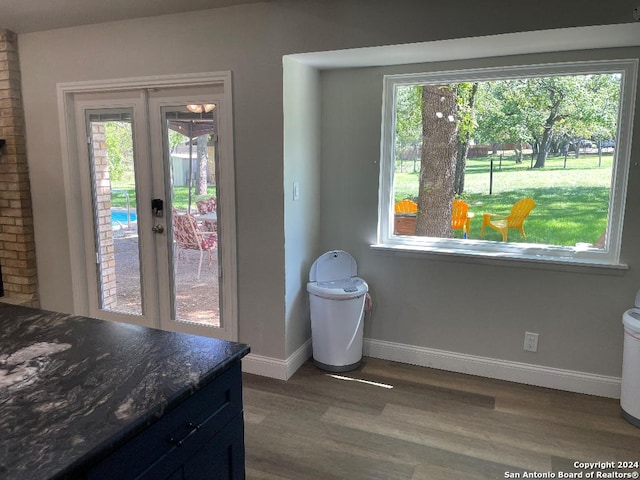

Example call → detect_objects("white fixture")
307 250 368 372
621 289 640 427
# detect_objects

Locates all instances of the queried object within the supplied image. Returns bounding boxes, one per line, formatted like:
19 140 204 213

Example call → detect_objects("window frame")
376 59 638 267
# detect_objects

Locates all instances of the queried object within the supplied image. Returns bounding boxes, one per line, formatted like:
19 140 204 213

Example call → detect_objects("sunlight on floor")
327 374 394 389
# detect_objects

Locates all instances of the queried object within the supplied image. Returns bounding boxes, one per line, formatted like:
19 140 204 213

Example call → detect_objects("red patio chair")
172 212 217 279
196 196 217 233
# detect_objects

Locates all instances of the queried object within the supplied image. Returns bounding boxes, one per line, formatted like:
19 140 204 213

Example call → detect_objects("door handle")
152 224 164 234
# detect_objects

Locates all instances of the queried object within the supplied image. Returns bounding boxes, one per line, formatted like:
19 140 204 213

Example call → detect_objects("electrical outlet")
634 6 640 21
523 332 539 352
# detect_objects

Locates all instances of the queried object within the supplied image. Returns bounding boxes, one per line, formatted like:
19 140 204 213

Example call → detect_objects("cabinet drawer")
86 363 242 480
141 412 245 480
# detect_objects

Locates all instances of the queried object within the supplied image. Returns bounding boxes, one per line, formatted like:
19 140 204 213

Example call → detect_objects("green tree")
169 130 187 152
475 74 620 168
454 82 478 194
105 121 134 182
395 85 422 173
395 83 477 192
555 74 620 165
475 80 535 163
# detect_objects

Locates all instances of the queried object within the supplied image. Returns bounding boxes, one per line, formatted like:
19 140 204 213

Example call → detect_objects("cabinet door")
163 468 186 480
183 413 245 480
138 413 245 480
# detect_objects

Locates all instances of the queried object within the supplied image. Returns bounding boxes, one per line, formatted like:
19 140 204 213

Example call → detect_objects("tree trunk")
514 143 523 164
597 141 603 167
416 84 458 238
534 89 562 168
454 82 478 195
533 124 552 168
454 139 468 195
196 135 208 195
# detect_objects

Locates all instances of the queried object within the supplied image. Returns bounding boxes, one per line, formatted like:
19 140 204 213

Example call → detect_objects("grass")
109 184 216 212
394 153 613 246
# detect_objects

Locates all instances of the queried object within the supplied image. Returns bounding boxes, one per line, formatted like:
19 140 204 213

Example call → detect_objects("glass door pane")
164 107 220 327
87 110 143 316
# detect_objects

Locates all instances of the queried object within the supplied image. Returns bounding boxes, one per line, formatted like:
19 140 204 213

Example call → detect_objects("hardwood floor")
242 357 640 479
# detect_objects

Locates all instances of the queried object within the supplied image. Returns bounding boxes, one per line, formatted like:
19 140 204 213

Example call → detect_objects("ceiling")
0 0 265 34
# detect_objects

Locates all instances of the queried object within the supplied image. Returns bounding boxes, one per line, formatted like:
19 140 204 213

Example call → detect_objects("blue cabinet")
84 363 245 480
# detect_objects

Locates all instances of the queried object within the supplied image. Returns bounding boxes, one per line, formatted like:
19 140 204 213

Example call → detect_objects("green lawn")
394 153 613 245
110 184 216 212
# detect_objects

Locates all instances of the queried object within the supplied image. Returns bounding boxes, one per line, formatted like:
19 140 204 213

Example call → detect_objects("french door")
62 75 237 341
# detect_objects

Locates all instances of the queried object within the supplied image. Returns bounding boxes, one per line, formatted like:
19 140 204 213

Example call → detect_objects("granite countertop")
0 304 250 480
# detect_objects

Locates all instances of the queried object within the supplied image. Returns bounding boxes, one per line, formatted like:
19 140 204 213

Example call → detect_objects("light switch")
293 181 300 201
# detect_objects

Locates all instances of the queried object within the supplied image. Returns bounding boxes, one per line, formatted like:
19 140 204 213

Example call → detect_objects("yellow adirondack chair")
480 198 535 242
451 199 473 238
394 199 418 214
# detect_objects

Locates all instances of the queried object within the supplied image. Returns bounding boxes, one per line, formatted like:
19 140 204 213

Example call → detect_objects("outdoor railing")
111 189 132 229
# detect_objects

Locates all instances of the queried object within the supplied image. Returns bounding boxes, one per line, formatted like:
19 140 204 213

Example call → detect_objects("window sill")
370 242 628 275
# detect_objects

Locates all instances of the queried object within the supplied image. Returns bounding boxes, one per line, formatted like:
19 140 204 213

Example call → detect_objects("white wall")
14 0 639 374
283 58 321 358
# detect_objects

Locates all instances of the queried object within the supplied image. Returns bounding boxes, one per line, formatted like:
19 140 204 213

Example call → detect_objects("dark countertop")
0 303 250 480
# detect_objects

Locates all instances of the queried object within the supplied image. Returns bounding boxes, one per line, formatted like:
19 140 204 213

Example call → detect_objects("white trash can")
307 250 368 372
621 290 640 428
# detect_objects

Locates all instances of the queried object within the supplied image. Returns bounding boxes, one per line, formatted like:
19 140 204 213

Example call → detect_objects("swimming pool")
111 209 137 226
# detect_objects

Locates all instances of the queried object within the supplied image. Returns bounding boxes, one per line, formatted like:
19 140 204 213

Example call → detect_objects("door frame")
57 72 238 341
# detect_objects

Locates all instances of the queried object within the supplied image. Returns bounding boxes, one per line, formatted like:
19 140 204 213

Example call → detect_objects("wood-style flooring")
242 357 640 479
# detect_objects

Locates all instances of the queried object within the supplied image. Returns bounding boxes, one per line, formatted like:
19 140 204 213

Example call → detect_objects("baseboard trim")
364 338 621 398
242 339 312 381
241 337 621 398
285 338 313 379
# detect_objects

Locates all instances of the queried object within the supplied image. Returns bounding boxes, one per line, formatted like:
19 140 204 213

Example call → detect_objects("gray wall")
319 48 640 377
14 0 639 370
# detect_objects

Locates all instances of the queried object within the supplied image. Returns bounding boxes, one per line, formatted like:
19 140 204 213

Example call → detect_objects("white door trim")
73 95 158 328
56 72 238 341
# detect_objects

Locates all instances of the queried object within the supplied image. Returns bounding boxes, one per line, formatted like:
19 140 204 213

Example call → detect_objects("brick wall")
91 122 117 309
0 29 38 307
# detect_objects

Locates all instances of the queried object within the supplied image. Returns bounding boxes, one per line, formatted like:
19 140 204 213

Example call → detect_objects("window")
377 59 638 266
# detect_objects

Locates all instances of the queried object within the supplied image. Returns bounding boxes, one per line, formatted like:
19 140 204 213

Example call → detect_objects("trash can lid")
309 250 358 283
623 308 640 333
307 277 368 300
